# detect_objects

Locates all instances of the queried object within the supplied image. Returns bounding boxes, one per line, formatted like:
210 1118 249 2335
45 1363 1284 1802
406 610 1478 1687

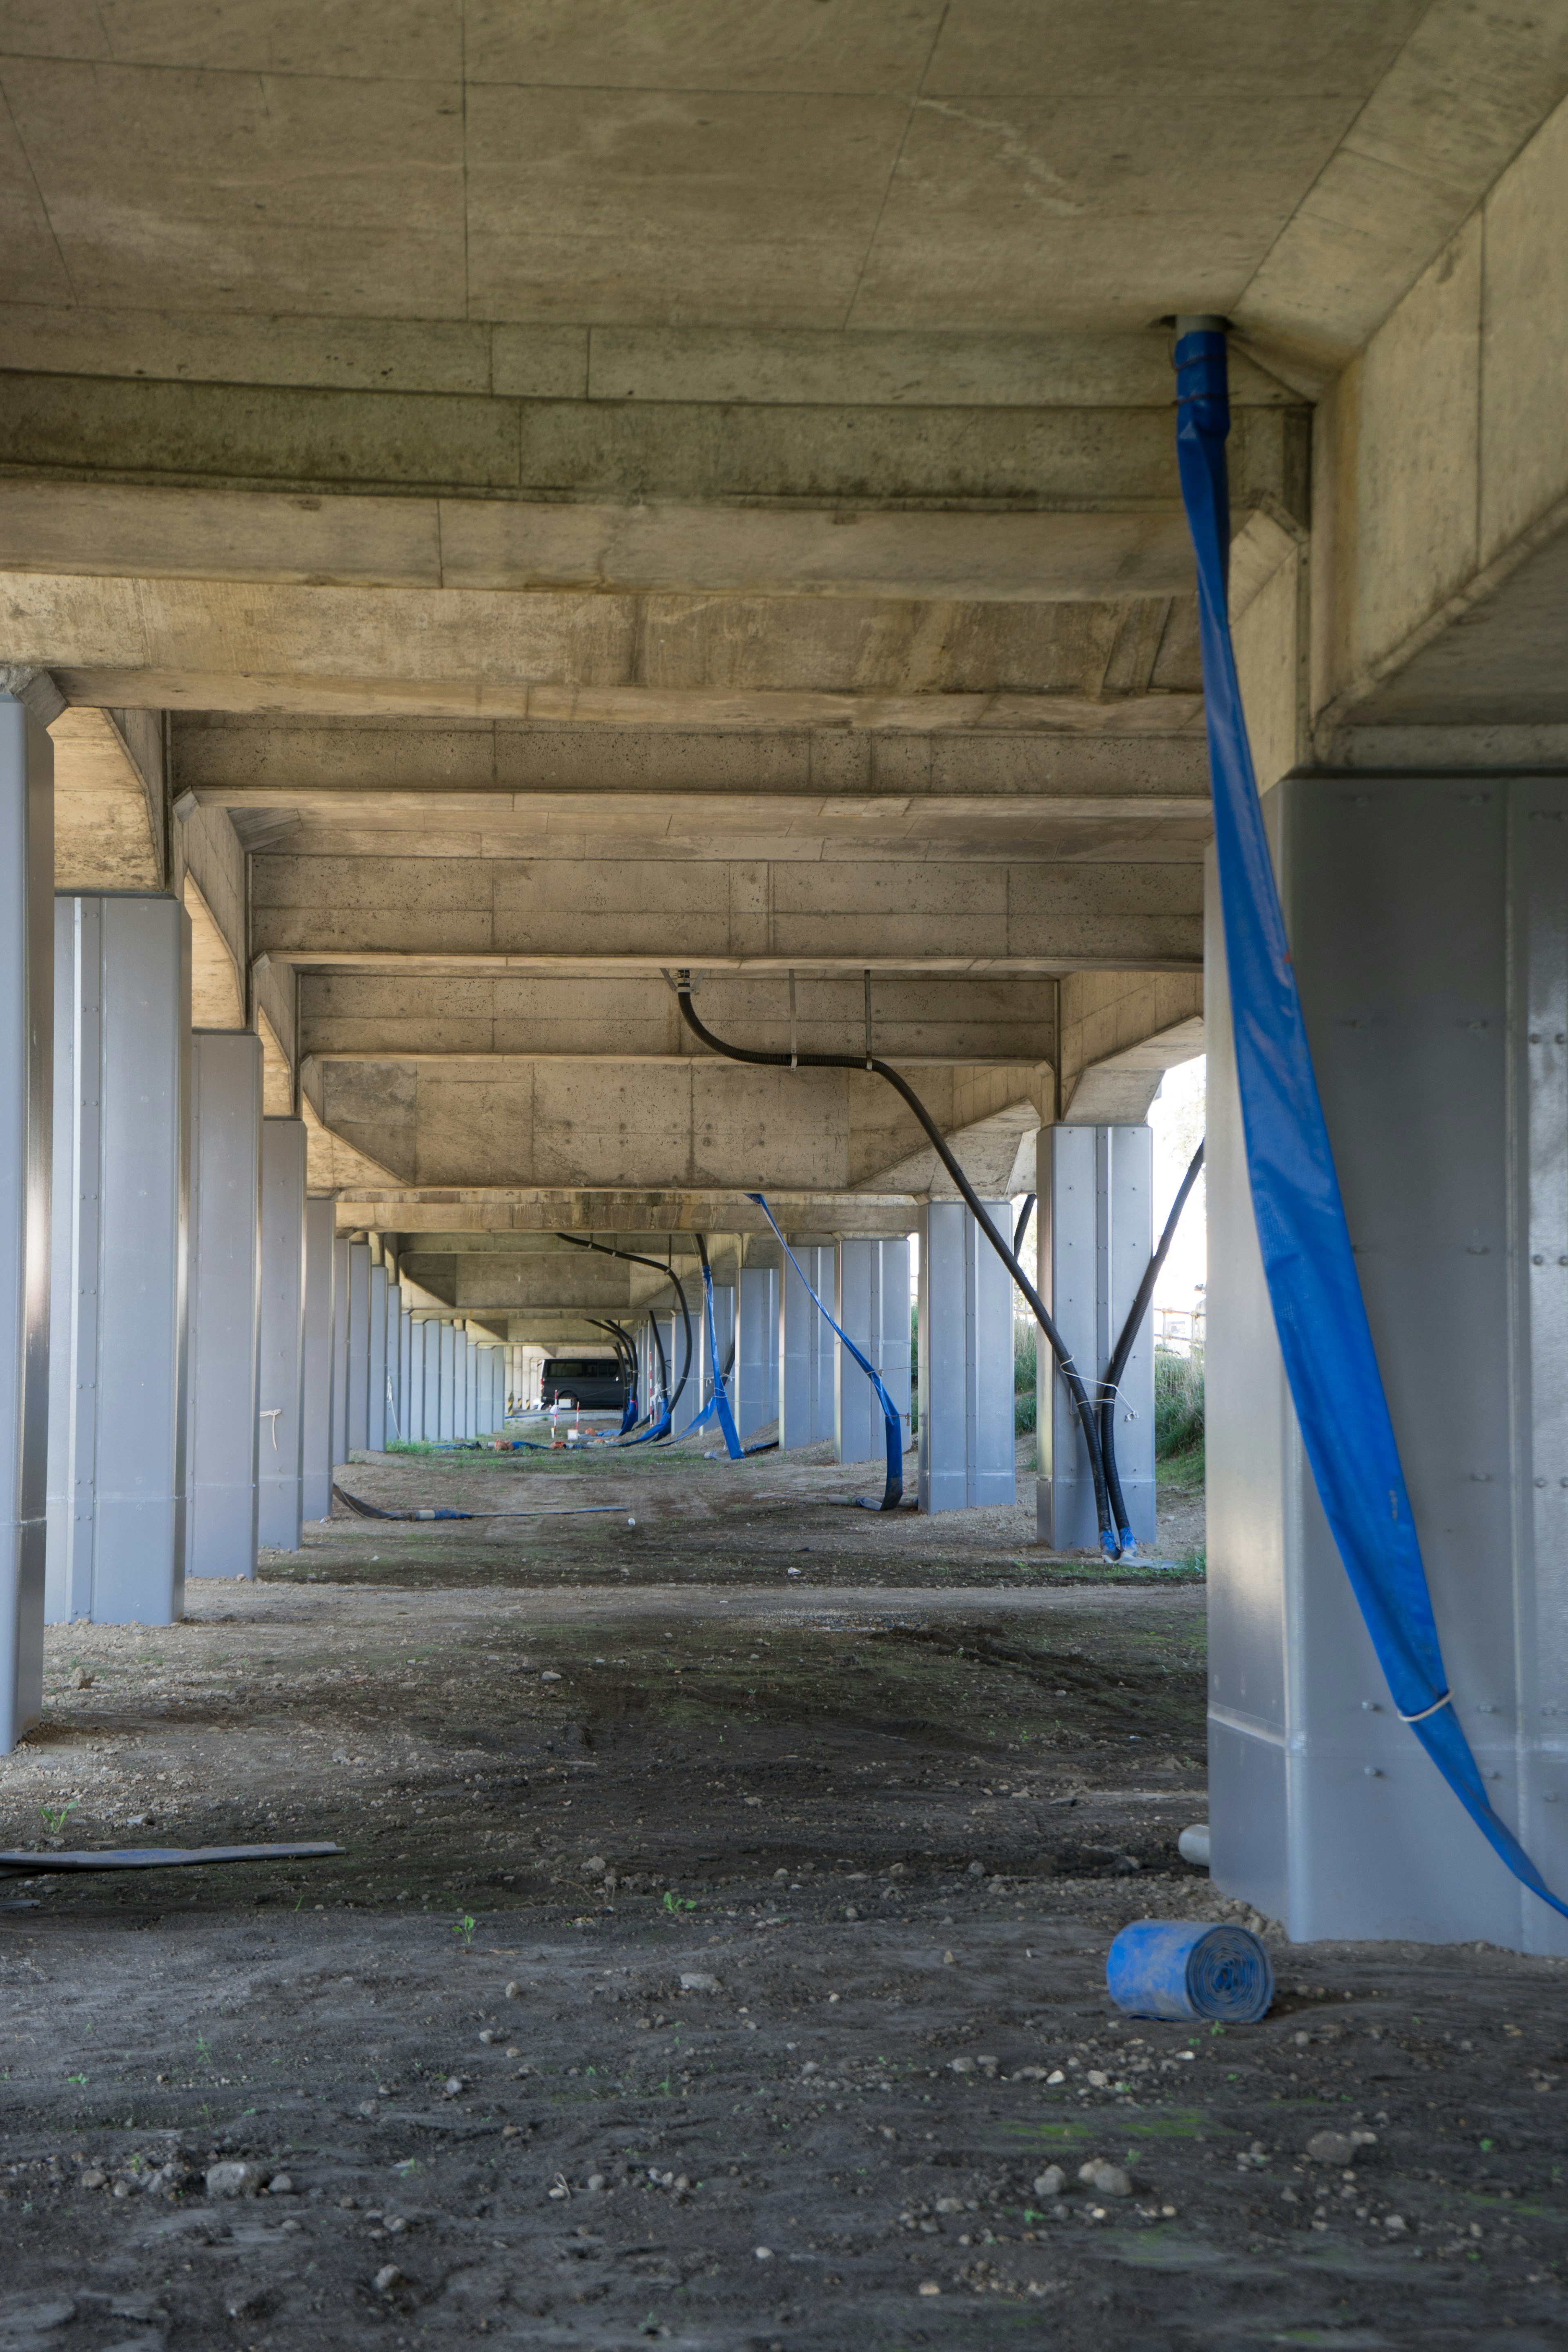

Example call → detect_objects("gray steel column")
345 1239 370 1452
257 1117 305 1553
1036 1125 1156 1551
669 1282 705 1434
811 1249 835 1441
392 1285 409 1440
474 1343 497 1435
1206 777 1568 1953
423 1319 442 1439
462 1326 478 1437
705 1278 735 1420
917 1200 1015 1515
367 1262 388 1451
835 1235 911 1465
48 894 191 1625
0 699 50 1746
736 1266 777 1440
329 1234 350 1467
438 1321 456 1441
184 1031 261 1579
301 1198 334 1520
779 1243 817 1448
405 1320 425 1441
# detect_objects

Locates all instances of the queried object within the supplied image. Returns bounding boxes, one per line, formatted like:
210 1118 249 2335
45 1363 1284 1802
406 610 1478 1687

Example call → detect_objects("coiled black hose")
672 970 1116 1548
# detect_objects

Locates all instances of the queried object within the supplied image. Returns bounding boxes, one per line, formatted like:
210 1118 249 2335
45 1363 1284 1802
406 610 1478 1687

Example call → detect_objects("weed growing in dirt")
39 1795 78 1837
450 1912 477 1948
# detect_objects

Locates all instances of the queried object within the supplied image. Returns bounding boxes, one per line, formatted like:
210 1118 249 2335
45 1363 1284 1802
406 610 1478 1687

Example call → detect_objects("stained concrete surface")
0 1446 1562 2349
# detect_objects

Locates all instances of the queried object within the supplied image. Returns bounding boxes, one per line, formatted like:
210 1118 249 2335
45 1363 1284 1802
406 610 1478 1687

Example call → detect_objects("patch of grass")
1013 1322 1037 1437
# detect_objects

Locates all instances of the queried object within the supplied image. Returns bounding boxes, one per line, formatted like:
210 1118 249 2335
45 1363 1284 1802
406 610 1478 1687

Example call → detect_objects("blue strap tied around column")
1176 323 1568 1921
747 1194 903 1512
677 1261 746 1459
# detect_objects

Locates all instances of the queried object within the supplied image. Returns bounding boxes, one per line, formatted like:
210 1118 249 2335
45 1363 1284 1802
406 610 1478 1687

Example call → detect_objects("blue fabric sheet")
1177 326 1567 1921
747 1194 903 1510
677 1262 745 1459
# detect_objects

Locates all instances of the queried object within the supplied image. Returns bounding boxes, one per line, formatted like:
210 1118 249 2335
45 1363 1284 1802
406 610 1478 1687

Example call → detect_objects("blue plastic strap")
747 1194 903 1510
679 1262 745 1459
1177 326 1568 1920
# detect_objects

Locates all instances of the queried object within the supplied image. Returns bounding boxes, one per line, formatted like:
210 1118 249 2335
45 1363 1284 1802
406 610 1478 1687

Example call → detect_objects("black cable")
553 1234 693 1429
1013 1194 1036 1254
1098 1137 1205 1549
672 971 1115 1546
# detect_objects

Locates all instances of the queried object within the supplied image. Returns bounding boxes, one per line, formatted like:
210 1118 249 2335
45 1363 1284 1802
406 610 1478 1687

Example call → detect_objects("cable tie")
1399 1691 1452 1724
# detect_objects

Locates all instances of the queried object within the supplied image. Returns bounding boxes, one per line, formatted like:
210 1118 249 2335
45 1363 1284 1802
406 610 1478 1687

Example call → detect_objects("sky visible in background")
1148 1056 1207 1316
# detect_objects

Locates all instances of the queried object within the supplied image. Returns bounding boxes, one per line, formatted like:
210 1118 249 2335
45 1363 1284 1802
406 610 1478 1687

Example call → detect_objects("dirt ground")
0 1434 1562 2351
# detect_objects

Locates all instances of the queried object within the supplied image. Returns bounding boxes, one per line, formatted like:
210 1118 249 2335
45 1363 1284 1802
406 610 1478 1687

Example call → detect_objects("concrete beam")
1057 972 1205 1123
49 704 164 890
336 1192 924 1241
256 853 1201 970
7 572 1209 732
1312 92 1568 739
303 1053 1024 1194
300 972 1054 1066
0 380 1305 514
172 715 1212 801
401 1253 637 1313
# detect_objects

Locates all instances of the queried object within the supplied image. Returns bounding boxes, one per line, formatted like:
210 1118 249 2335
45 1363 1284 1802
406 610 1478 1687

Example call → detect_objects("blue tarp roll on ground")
1176 323 1568 1921
1106 1919 1274 2024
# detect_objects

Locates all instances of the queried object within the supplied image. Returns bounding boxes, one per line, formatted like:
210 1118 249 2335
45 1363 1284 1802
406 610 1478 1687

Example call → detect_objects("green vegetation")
1154 1345 1204 1457
1013 1320 1037 1436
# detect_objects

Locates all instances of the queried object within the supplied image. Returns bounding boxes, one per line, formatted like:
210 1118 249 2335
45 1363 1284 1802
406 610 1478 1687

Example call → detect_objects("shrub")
1014 1321 1037 1436
1154 1346 1205 1457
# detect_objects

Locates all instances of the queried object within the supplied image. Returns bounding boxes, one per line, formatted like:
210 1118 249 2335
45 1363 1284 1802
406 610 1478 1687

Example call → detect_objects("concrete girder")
300 1054 1040 1196
254 853 1202 969
1056 972 1205 1122
299 971 1057 1067
335 1193 931 1240
49 704 164 890
4 575 1207 731
399 1252 637 1314
171 715 1212 800
0 383 1305 515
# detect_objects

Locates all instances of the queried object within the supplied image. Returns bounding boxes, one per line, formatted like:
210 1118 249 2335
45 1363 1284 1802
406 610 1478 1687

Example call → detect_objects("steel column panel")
257 1117 305 1554
184 1031 261 1579
367 1264 387 1451
48 894 190 1624
437 1321 455 1442
779 1245 816 1449
0 700 50 1747
1036 1126 1157 1550
302 1198 334 1520
917 1200 1014 1515
736 1267 778 1441
345 1241 370 1452
329 1234 350 1468
835 1236 912 1466
1207 777 1568 1951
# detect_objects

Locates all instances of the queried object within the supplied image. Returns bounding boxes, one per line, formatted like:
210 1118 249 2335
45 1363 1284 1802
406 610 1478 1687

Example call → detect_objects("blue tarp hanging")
676 1260 745 1459
748 1194 903 1511
1177 324 1568 1920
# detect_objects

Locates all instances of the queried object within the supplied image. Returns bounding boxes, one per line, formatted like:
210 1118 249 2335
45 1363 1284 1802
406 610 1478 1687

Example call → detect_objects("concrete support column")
437 1321 456 1441
835 1236 912 1466
813 1259 835 1442
301 1199 334 1521
779 1244 825 1449
47 893 191 1625
736 1267 779 1440
367 1262 388 1451
0 699 51 1745
405 1321 425 1441
456 1325 472 1439
1206 775 1568 1953
392 1285 409 1441
329 1234 350 1468
257 1117 305 1554
1035 1125 1156 1551
345 1239 370 1452
184 1031 261 1580
917 1200 1015 1515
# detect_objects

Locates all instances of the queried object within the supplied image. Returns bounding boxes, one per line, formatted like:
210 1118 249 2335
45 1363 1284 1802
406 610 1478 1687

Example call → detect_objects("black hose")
554 1234 693 1429
672 971 1115 1547
1013 1194 1036 1254
1098 1137 1205 1548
